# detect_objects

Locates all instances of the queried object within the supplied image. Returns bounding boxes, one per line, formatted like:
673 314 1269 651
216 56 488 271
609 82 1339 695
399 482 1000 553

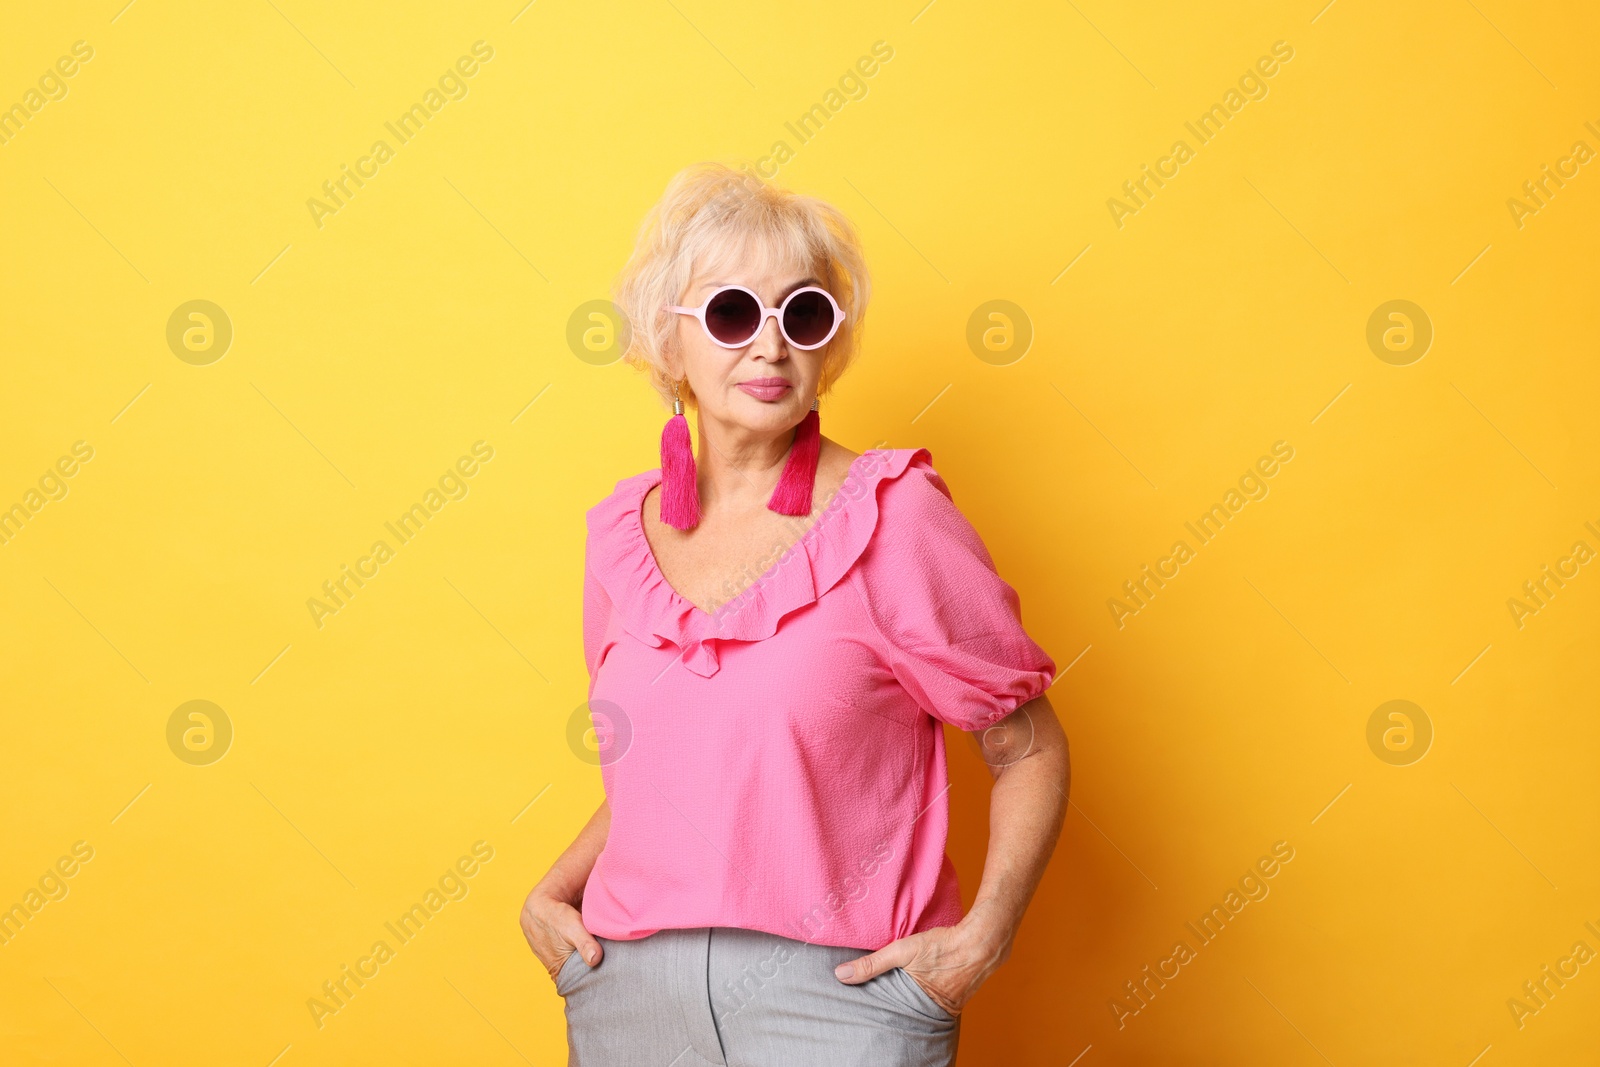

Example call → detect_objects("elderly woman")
520 162 1070 1066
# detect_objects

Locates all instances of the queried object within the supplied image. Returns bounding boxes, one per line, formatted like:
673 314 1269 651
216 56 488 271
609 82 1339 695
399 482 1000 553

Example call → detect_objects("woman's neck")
694 416 796 513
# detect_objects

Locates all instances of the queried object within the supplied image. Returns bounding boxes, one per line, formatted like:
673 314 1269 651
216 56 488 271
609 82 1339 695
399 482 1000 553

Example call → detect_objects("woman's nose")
747 314 787 358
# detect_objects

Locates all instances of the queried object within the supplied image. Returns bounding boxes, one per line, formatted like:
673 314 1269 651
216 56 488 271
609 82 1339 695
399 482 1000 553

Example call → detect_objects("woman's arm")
520 798 611 979
963 693 1071 962
832 694 1070 1015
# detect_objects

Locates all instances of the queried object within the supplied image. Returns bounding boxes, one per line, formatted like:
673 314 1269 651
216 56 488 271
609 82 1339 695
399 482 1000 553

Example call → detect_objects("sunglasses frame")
666 284 844 351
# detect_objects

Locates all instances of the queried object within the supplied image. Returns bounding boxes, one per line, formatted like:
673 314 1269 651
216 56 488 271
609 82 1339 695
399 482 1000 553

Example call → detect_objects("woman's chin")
726 396 806 429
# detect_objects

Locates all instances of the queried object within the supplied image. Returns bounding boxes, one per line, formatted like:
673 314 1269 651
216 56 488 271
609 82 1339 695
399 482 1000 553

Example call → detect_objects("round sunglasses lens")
704 288 761 345
783 291 836 347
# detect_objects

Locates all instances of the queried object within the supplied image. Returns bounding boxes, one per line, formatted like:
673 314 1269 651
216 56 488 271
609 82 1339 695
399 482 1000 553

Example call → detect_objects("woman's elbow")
978 694 1068 782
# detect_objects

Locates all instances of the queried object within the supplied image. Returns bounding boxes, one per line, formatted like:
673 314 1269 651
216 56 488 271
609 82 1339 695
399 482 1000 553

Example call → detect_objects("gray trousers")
557 926 959 1066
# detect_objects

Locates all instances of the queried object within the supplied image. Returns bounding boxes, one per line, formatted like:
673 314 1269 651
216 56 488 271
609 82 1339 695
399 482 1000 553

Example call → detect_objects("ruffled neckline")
586 447 930 677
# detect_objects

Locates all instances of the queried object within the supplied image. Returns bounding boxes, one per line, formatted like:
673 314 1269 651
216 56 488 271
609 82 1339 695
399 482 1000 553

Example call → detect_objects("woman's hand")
520 800 611 985
519 885 603 983
831 914 1012 1017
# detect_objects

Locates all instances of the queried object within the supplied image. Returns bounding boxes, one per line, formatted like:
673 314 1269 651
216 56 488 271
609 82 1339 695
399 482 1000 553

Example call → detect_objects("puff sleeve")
852 457 1056 731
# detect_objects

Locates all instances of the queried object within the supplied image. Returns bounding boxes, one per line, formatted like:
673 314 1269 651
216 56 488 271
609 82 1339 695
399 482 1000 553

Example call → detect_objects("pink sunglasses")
666 285 844 350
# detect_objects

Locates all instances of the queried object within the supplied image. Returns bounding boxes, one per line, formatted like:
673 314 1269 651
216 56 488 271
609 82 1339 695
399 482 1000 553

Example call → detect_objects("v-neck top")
578 447 1056 950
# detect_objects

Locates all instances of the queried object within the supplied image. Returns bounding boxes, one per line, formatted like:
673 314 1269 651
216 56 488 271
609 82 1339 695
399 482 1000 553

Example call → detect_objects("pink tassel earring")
766 398 821 516
659 380 700 530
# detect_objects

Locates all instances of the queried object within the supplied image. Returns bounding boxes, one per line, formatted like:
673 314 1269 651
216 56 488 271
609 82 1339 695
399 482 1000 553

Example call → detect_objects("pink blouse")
578 447 1055 951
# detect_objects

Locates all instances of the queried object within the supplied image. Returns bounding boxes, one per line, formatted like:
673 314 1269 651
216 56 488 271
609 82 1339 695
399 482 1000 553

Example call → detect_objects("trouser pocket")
554 945 593 997
889 966 956 1022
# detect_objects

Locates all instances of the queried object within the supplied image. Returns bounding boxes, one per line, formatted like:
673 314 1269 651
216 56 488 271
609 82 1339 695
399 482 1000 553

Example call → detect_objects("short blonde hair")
612 162 870 409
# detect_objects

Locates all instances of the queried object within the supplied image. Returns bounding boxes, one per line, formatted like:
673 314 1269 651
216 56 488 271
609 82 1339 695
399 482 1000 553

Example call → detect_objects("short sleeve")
582 553 613 692
852 458 1056 731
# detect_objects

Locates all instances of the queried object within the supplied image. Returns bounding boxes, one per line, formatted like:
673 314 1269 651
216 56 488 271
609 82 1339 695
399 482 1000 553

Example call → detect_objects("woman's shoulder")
854 446 954 518
851 447 996 571
816 435 859 475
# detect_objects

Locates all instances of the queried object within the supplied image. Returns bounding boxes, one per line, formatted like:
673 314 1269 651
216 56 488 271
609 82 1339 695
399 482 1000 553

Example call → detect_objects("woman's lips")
736 378 793 401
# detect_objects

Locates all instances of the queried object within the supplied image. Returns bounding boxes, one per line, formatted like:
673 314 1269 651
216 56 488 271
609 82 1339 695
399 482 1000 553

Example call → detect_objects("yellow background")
2 0 1596 1063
